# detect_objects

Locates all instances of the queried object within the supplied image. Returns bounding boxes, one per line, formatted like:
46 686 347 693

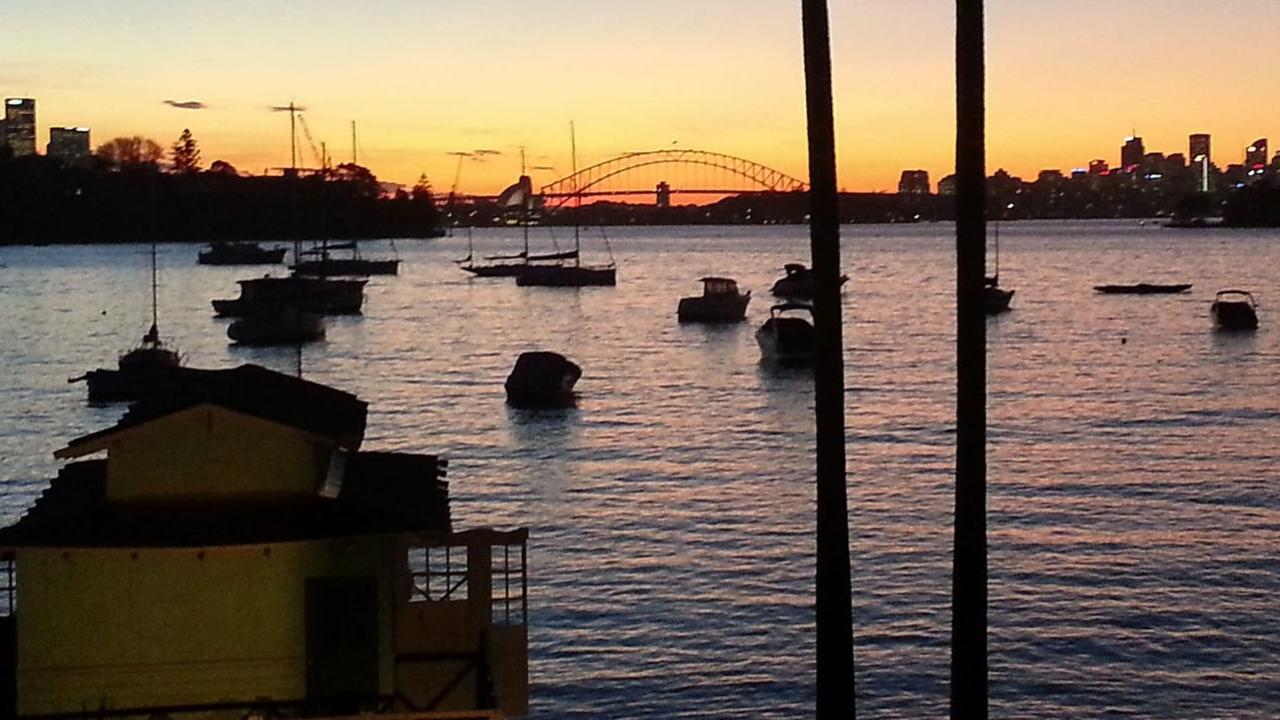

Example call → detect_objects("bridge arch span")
539 149 807 208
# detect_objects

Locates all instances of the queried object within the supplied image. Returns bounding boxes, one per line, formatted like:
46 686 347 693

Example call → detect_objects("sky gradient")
3 0 1279 193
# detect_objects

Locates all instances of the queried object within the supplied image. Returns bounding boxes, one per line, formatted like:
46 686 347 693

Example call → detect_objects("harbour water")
0 220 1277 718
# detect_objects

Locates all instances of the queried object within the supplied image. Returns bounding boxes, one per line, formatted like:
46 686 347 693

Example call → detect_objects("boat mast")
351 121 358 165
149 234 159 340
521 146 529 260
290 102 297 172
570 122 580 267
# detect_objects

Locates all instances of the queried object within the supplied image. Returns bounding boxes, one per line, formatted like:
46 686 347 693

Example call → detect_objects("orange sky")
3 1 1278 194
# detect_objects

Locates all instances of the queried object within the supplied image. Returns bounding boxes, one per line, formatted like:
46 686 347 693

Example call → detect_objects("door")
305 576 380 705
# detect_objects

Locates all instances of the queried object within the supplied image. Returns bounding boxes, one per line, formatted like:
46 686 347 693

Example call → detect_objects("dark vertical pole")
953 0 988 717
800 1 855 717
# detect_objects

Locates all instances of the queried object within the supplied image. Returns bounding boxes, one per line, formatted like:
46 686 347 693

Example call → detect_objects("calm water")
1 221 1278 718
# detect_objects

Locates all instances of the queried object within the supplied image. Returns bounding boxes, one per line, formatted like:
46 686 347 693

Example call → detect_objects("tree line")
0 130 444 245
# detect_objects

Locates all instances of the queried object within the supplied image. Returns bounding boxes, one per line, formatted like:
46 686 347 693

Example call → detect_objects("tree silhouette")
171 128 201 173
95 136 164 167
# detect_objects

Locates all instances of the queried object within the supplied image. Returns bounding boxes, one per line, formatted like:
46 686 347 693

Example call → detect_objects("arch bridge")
537 149 808 209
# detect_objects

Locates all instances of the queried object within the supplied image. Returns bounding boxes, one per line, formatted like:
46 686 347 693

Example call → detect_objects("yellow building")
0 366 527 720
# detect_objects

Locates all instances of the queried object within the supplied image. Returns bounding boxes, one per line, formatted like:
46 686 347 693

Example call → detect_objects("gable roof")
58 364 368 457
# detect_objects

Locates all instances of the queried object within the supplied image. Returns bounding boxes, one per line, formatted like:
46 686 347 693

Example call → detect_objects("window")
406 545 467 602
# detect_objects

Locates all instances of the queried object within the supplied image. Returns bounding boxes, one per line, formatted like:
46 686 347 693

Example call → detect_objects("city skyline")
3 1 1279 192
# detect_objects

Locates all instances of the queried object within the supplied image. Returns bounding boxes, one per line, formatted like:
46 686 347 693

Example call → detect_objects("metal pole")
800 0 854 717
952 0 988 717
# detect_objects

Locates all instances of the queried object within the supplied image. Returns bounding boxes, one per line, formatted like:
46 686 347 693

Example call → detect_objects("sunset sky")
3 0 1278 194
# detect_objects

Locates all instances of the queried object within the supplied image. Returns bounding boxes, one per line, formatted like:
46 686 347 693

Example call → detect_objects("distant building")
1121 136 1144 172
1189 133 1211 165
47 126 91 164
1088 159 1109 175
937 174 957 195
897 169 930 195
3 98 36 156
1245 139 1268 182
1036 169 1064 184
1166 152 1186 168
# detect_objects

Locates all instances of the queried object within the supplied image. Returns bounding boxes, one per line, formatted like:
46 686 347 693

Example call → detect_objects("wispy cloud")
473 149 502 156
164 99 207 110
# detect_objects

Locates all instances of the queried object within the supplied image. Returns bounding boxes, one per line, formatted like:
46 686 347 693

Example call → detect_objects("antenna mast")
290 102 298 171
351 121 358 165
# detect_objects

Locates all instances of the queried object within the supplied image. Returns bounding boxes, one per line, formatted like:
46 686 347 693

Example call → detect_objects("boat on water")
505 351 582 408
227 308 325 346
291 240 399 276
212 275 366 317
197 241 287 266
515 125 618 288
458 172 564 278
1094 283 1193 294
984 281 1015 314
755 302 816 363
1210 289 1259 330
70 241 183 403
769 263 848 298
678 277 751 323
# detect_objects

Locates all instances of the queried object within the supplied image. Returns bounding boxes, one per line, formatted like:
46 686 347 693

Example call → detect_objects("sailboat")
212 102 368 316
984 222 1014 314
516 124 617 287
291 239 400 276
70 239 183 403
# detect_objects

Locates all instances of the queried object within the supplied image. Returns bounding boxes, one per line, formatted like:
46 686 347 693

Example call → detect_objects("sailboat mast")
570 122 580 267
521 147 529 258
150 236 158 333
351 121 358 165
290 102 297 172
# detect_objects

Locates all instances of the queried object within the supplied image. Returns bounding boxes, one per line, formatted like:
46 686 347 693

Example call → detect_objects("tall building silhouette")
897 169 930 195
3 98 36 156
1121 136 1144 172
1246 138 1268 168
1189 133 1211 164
47 127 91 164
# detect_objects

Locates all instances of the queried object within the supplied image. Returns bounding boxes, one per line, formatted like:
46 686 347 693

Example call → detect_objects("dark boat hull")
212 277 366 317
228 311 326 346
198 245 287 266
677 294 750 323
1211 301 1258 330
1094 283 1192 294
755 317 816 362
516 265 616 287
984 286 1014 314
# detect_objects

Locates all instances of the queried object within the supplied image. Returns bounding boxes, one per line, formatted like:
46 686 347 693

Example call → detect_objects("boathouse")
0 365 527 720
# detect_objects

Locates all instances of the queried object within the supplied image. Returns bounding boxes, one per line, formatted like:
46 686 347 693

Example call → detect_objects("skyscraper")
1245 139 1268 168
1121 136 1144 172
897 169 930 195
47 127 91 164
1189 133 1211 164
3 98 36 156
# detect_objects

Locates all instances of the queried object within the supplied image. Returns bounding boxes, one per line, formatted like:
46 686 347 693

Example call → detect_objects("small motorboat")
984 278 1014 315
755 302 816 363
769 263 848 298
197 241 287 266
212 275 367 317
1210 290 1259 330
504 351 582 408
228 308 325 346
677 277 751 323
1094 283 1193 294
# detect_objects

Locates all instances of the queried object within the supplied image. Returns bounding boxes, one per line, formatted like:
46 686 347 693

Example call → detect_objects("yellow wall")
106 406 329 503
15 539 396 716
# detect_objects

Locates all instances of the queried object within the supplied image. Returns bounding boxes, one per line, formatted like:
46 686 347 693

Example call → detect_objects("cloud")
164 100 207 110
473 149 502 156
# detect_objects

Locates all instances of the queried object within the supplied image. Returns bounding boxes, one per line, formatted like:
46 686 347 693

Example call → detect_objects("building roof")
59 364 368 457
0 454 450 548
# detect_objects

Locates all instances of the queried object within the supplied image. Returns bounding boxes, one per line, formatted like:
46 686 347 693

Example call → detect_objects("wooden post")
952 0 988 717
800 0 855 717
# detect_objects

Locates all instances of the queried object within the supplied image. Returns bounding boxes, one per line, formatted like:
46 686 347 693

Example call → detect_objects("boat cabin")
699 277 741 297
0 365 527 720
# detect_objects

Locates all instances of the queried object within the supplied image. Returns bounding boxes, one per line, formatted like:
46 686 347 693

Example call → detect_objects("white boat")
755 302 816 363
